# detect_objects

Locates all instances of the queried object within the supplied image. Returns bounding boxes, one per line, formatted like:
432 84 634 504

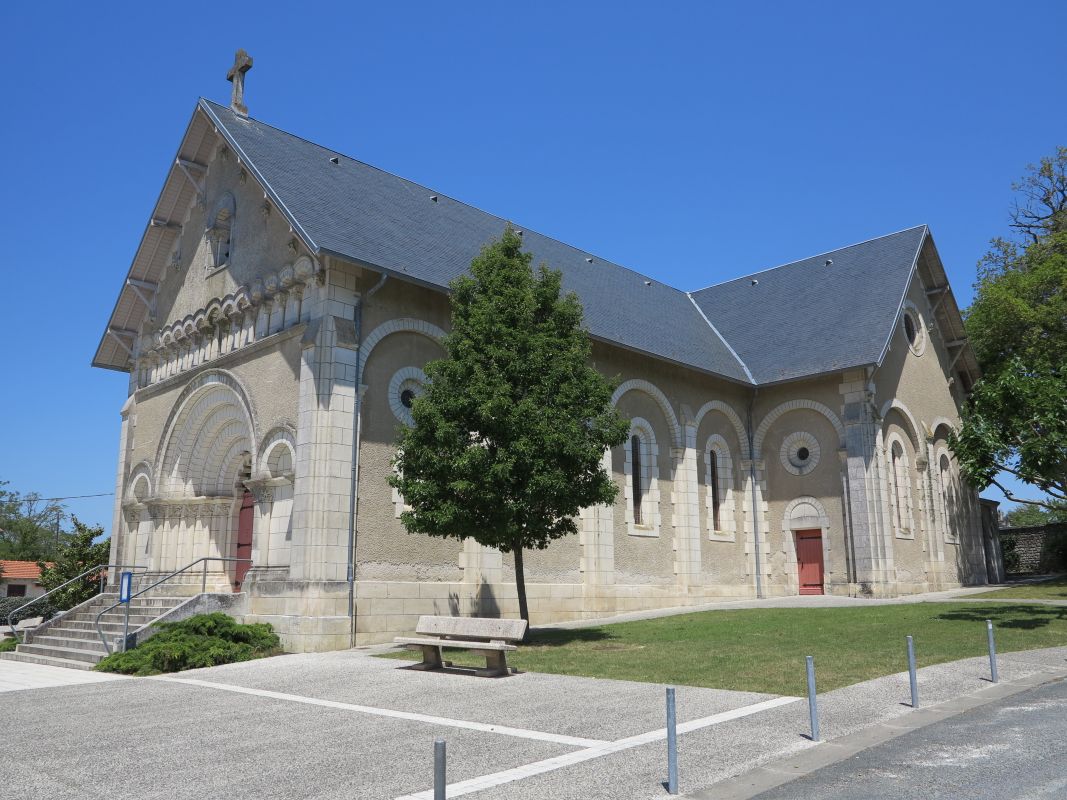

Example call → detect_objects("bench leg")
475 650 509 678
408 645 444 671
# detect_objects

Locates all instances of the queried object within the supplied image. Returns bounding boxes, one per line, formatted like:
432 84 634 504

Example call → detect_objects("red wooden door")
795 529 824 595
234 490 254 589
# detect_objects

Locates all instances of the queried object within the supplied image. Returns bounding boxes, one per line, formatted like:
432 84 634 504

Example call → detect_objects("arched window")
624 419 660 536
704 434 736 540
631 435 644 524
938 452 958 543
207 193 236 271
886 436 914 538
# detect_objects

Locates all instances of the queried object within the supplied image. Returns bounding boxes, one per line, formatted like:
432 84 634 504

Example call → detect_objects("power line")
36 493 114 502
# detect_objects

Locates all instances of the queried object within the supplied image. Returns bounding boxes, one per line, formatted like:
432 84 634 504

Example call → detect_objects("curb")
686 665 1067 799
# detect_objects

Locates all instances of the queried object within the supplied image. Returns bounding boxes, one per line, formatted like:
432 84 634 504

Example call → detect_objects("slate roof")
200 101 752 383
95 100 960 389
689 226 929 385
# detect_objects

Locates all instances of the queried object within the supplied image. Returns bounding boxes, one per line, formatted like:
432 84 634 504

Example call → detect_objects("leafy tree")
390 228 630 626
0 480 65 561
953 148 1067 513
37 517 110 610
1002 505 1065 528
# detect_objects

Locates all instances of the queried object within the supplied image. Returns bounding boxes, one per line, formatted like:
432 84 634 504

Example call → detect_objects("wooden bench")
394 616 528 677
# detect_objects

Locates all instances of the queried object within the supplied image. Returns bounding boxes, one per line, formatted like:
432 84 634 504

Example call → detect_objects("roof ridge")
690 224 929 294
686 293 755 384
201 99 690 294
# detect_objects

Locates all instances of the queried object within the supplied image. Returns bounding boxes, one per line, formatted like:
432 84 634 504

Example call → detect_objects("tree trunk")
513 536 529 636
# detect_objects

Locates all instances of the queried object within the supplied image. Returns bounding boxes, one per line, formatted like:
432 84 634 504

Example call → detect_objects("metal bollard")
906 635 919 708
666 686 679 794
434 738 446 800
805 656 820 742
986 620 999 683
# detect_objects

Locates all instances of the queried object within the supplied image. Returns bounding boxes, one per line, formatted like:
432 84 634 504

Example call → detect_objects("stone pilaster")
839 370 893 593
578 448 616 613
289 265 359 583
671 416 702 589
740 458 770 592
108 397 134 579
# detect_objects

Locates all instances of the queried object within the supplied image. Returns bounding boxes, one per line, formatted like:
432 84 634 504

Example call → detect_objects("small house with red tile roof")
0 560 47 600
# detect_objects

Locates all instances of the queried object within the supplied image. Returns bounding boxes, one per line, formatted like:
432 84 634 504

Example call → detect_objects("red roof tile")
0 560 46 581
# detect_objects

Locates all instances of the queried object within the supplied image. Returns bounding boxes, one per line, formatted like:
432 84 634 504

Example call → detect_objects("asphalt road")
754 677 1067 799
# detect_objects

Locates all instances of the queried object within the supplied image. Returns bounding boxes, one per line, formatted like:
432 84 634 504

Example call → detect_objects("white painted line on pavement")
153 676 609 748
394 695 802 799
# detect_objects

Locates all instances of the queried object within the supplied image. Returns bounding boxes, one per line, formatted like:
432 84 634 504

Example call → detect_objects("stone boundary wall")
999 523 1067 574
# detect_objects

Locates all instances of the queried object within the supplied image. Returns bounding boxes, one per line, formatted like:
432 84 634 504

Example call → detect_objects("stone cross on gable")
227 49 253 117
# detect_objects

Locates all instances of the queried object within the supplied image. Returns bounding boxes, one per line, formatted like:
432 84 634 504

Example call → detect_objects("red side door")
235 490 254 590
795 529 824 595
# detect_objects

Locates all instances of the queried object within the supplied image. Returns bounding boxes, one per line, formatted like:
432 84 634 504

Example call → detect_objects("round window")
780 432 821 476
389 367 428 426
901 306 926 356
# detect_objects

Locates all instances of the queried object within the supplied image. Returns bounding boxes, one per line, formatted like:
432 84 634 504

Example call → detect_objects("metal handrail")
95 556 252 654
6 563 148 643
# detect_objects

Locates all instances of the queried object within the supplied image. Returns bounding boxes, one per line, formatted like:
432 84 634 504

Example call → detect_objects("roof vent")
430 195 439 203
585 257 593 263
515 230 523 236
751 279 759 286
329 156 339 165
644 280 652 286
825 258 833 266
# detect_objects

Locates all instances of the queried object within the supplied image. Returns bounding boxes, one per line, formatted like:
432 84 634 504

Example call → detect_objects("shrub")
0 636 17 652
95 612 282 676
0 595 56 626
999 533 1020 573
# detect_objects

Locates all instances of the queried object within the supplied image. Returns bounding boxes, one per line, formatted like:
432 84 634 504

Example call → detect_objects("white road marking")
153 676 609 748
0 659 125 692
394 695 802 799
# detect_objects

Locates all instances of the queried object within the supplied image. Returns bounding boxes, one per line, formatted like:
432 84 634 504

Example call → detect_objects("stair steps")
0 590 190 671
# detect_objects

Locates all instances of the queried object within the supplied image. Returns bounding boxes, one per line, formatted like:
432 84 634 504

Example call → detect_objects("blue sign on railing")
119 571 133 604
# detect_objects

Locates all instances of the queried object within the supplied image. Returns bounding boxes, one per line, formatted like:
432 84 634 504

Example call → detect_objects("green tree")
1002 505 1065 528
952 148 1067 513
37 517 111 610
390 228 630 626
0 481 65 561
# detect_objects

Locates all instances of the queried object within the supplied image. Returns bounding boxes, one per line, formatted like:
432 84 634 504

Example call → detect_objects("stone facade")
100 105 996 653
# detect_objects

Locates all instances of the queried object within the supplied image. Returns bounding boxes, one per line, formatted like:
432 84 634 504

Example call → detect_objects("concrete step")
0 650 98 671
56 620 128 633
30 635 108 653
16 642 107 665
43 624 124 641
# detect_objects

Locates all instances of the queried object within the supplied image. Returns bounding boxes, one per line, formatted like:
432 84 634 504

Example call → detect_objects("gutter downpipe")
347 271 388 646
747 388 764 599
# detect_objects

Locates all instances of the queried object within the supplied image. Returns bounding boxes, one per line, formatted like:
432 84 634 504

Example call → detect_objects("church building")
95 56 1001 652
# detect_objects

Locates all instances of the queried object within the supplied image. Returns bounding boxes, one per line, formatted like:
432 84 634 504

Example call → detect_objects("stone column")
107 397 134 578
671 415 702 591
289 267 359 584
246 481 275 567
578 448 616 615
839 370 893 594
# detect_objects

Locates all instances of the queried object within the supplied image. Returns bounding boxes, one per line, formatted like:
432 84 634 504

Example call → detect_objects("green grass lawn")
966 577 1067 601
380 602 1067 695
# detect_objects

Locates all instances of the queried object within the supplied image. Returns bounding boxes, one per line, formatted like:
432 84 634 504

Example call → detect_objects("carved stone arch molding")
358 318 447 372
752 400 845 459
879 398 923 451
611 379 683 450
125 461 155 503
156 369 258 497
258 425 297 478
692 400 749 460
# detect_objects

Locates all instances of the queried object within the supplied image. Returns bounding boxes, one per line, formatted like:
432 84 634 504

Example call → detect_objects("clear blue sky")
2 1 1064 534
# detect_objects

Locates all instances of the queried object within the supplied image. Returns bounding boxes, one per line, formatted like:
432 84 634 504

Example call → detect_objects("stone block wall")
1000 524 1067 574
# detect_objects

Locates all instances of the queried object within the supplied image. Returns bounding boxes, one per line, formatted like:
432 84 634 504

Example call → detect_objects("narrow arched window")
939 453 956 541
207 193 236 271
709 450 721 531
631 434 643 525
891 442 904 530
